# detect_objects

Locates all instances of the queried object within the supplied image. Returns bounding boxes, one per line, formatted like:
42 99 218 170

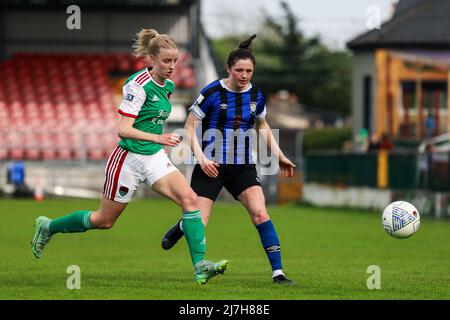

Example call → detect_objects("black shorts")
190 164 262 201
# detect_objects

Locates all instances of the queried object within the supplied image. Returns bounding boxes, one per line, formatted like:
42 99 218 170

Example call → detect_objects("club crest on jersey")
125 93 135 102
250 102 257 113
118 186 129 197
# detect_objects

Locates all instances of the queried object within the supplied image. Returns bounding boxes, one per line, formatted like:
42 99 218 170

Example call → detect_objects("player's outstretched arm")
184 112 219 177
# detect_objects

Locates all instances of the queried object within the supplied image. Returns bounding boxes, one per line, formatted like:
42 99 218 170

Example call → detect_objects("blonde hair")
133 28 178 58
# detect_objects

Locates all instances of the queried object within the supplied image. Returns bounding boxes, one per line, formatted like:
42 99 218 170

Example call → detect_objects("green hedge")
303 127 352 153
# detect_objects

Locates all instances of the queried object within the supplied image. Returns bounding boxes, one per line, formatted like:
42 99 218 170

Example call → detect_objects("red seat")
0 148 8 160
26 148 41 160
85 148 101 160
42 149 56 160
10 148 25 160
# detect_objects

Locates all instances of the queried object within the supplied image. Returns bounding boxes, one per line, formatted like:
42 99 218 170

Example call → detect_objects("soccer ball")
382 201 421 239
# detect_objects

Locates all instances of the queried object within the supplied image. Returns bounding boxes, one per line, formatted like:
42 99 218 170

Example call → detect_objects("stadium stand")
0 0 209 162
0 0 222 201
0 52 196 161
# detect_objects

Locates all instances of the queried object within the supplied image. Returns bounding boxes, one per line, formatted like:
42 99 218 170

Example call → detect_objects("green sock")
48 210 93 235
182 210 206 266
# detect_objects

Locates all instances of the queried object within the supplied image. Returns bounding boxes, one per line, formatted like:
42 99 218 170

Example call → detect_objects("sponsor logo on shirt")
125 93 135 102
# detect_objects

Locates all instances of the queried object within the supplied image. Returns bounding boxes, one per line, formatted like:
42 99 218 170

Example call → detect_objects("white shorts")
103 146 179 203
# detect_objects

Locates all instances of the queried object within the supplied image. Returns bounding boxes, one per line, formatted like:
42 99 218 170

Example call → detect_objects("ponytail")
239 34 257 50
133 28 177 58
226 34 257 68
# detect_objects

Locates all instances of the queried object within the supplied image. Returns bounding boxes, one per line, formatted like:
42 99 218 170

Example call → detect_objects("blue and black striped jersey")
189 79 267 164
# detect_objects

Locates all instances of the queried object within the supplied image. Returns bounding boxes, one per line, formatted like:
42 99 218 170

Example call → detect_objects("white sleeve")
188 94 206 119
118 81 146 118
255 105 267 119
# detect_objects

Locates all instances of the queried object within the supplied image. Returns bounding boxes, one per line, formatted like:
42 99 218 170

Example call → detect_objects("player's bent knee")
251 208 270 225
181 190 198 209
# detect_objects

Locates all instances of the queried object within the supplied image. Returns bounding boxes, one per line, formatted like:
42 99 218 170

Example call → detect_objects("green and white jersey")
118 68 175 155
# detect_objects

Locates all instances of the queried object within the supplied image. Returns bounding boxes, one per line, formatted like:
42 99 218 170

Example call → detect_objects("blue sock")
256 220 282 271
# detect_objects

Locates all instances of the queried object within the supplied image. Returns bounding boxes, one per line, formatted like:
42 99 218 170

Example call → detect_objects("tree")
210 1 352 115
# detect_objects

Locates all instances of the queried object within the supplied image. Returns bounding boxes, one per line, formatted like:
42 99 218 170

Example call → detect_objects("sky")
201 0 397 50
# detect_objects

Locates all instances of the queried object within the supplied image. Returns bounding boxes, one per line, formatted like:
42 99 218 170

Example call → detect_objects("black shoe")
161 220 184 250
273 274 295 285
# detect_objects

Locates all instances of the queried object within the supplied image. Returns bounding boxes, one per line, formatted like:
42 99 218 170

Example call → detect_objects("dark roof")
347 0 450 50
393 0 423 17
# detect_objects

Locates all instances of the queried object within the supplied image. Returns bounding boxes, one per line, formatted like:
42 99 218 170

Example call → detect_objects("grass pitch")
1 198 449 300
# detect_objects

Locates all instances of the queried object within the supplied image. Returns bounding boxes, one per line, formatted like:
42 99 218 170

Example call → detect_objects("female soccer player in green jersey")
31 28 228 285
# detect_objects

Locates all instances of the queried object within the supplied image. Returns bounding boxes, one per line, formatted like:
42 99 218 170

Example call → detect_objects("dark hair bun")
239 34 257 50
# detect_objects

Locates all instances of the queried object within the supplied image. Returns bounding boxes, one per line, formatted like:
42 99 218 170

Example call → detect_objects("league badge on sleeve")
124 83 137 102
125 93 135 102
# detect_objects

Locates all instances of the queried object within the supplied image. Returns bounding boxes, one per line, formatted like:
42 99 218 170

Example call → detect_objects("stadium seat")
26 148 41 160
0 148 8 160
10 148 25 160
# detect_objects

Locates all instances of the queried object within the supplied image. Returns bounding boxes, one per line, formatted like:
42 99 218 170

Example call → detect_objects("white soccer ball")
382 201 421 239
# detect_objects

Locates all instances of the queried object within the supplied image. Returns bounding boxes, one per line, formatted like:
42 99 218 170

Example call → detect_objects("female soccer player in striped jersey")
161 35 295 284
31 29 228 285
